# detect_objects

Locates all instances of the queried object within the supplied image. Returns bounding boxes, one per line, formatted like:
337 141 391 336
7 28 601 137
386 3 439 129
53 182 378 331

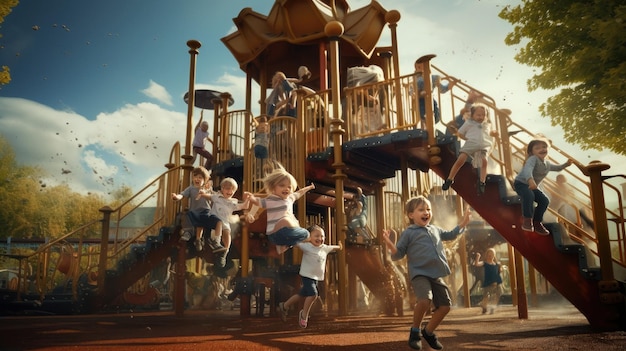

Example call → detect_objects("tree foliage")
0 136 110 239
499 0 626 156
0 0 19 85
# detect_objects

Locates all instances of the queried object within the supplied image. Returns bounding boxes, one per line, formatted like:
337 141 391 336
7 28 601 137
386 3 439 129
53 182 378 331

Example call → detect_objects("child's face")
531 141 549 160
485 249 495 261
309 229 325 247
192 174 205 187
408 202 432 226
272 178 293 199
471 106 487 123
220 184 236 198
201 123 209 132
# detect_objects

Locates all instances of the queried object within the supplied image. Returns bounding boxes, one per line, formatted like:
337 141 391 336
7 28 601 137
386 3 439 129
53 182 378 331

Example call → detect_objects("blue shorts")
299 276 318 297
187 209 218 232
268 226 310 247
411 275 452 308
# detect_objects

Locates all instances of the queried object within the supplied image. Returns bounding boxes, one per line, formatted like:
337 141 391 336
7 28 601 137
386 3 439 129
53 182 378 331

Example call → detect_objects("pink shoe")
298 310 308 328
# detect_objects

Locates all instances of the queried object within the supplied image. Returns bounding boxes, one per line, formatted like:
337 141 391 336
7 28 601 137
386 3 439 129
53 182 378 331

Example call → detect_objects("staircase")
430 137 625 330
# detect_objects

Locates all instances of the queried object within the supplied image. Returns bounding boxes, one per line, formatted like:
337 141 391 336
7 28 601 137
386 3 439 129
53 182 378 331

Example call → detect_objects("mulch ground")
2 304 625 350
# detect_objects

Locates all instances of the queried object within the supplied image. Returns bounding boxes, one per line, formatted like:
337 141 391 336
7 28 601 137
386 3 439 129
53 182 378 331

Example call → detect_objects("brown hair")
525 137 550 158
191 166 211 182
470 103 490 123
405 196 431 224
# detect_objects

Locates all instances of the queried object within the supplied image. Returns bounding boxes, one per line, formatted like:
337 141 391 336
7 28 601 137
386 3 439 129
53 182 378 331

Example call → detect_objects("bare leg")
412 298 430 329
480 157 488 183
213 221 223 240
223 229 231 250
283 293 302 310
424 305 450 333
301 295 318 320
195 227 203 242
446 152 469 181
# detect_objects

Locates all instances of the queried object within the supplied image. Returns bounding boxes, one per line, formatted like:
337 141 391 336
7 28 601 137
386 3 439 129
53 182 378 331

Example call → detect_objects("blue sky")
0 0 624 198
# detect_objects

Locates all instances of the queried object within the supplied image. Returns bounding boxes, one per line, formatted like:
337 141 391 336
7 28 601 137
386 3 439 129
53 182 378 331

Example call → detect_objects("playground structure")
1 0 625 331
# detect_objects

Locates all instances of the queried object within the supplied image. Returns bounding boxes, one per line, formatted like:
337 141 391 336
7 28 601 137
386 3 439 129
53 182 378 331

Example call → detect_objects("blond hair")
470 103 490 123
220 177 238 190
263 167 297 192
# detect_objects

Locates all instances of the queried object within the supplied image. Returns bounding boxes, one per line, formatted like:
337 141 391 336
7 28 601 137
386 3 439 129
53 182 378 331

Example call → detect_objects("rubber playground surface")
2 304 625 351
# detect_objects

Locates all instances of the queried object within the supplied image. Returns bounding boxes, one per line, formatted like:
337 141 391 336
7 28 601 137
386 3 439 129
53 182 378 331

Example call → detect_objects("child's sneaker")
194 238 203 251
180 230 192 241
277 302 288 322
441 179 454 191
533 221 550 236
408 328 422 350
215 250 227 268
478 181 486 195
207 238 227 253
421 329 443 350
298 310 308 328
521 218 534 232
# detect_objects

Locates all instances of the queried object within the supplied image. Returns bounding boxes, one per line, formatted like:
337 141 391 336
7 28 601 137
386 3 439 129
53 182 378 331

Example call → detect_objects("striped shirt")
260 193 302 234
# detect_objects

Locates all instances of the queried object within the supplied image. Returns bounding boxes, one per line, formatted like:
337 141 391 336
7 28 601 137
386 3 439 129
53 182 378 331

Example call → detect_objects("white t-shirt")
297 242 340 281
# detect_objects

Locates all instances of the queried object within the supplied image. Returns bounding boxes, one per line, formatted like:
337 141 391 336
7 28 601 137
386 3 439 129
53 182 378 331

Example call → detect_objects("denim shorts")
268 226 310 247
299 276 318 297
187 209 218 231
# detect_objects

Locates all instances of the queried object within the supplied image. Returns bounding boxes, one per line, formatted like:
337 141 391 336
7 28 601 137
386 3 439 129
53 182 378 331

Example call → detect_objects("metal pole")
174 39 201 317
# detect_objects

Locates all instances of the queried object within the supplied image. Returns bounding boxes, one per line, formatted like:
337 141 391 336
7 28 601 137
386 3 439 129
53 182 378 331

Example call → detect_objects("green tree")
499 1 626 156
0 136 112 240
0 0 19 85
0 137 42 237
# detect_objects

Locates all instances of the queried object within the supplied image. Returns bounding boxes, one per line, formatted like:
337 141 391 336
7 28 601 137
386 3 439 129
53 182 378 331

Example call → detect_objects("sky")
0 0 624 199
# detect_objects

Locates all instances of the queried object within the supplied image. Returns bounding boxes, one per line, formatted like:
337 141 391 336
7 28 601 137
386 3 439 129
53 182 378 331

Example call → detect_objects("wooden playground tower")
172 0 625 329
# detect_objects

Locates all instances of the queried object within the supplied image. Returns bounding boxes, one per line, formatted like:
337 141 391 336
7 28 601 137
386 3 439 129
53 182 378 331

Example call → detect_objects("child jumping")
382 196 471 350
197 177 249 267
513 137 572 235
244 167 314 254
442 103 498 195
277 225 342 328
171 166 223 252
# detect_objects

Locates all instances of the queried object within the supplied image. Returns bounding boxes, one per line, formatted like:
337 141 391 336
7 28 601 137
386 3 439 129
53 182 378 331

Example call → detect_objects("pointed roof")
221 0 391 87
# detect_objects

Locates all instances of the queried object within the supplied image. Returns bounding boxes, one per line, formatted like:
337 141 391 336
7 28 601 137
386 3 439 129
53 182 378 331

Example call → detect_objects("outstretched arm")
244 191 260 206
296 183 315 197
381 229 398 255
194 114 203 131
459 207 472 229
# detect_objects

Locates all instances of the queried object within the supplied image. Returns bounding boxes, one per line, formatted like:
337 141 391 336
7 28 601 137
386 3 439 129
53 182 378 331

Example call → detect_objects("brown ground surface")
2 304 625 351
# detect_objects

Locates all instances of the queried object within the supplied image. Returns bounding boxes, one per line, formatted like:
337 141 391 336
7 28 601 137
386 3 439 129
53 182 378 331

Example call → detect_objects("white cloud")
0 72 259 198
141 80 173 106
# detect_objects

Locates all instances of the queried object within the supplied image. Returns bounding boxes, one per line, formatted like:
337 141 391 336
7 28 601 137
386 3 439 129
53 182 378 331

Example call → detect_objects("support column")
325 21 348 316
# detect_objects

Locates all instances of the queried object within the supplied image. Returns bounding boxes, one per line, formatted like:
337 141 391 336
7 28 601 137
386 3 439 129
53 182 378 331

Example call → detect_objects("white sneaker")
180 230 192 241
